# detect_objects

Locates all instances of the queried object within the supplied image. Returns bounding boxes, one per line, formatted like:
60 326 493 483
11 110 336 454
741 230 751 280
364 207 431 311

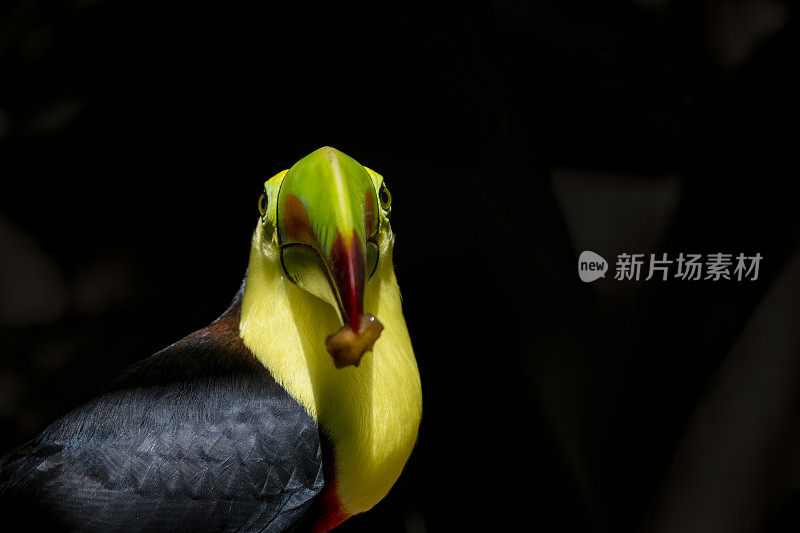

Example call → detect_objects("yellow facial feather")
240 170 422 515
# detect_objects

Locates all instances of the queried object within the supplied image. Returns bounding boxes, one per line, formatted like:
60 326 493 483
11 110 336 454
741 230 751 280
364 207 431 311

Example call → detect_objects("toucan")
0 147 423 532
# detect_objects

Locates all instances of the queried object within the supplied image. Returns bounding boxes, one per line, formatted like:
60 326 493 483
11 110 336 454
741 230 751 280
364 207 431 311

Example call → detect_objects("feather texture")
0 288 327 532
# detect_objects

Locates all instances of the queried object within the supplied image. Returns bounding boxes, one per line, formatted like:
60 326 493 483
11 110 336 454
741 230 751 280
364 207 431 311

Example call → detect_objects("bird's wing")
0 304 327 532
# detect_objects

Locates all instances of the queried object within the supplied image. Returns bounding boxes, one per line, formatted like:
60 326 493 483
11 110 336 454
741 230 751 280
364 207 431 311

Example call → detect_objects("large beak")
276 147 379 334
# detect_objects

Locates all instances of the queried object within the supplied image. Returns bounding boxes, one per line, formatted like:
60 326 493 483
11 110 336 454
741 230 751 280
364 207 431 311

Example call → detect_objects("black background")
1 1 799 531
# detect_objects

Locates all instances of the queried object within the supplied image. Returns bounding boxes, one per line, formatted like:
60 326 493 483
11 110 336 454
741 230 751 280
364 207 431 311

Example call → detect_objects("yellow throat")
239 199 422 515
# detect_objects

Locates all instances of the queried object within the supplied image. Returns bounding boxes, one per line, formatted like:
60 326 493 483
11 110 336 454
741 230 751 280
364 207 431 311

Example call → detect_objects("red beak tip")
325 313 385 369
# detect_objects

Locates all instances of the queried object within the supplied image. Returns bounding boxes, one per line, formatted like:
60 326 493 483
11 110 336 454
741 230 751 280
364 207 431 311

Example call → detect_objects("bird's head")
255 146 392 367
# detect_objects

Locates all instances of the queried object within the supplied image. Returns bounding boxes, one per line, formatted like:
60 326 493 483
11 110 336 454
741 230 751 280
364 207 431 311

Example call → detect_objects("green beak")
276 147 379 332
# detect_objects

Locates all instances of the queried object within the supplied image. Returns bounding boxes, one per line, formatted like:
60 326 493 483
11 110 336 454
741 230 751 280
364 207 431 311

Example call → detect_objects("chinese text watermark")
579 251 762 283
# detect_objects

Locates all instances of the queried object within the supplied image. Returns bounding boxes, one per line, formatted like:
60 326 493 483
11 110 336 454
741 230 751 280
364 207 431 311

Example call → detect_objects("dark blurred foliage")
1 0 799 531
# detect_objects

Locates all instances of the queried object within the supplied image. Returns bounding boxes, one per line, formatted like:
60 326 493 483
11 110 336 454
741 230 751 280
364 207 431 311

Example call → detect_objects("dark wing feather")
0 293 326 532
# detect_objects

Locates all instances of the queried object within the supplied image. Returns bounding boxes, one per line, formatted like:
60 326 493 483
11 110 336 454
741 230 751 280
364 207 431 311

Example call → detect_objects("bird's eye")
258 192 268 216
379 184 391 210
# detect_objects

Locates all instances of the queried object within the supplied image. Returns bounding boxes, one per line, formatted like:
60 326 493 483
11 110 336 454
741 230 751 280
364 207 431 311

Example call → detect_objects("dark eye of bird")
258 192 268 216
379 185 391 209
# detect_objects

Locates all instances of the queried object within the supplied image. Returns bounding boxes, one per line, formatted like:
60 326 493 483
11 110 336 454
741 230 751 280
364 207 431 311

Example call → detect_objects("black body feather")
0 289 328 532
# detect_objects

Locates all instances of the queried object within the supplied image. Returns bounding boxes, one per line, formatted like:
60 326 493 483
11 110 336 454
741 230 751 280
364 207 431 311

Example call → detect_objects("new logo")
578 251 608 282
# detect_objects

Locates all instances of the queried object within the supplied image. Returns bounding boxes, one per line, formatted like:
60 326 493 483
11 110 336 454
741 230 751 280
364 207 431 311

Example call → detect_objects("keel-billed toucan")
0 147 423 531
